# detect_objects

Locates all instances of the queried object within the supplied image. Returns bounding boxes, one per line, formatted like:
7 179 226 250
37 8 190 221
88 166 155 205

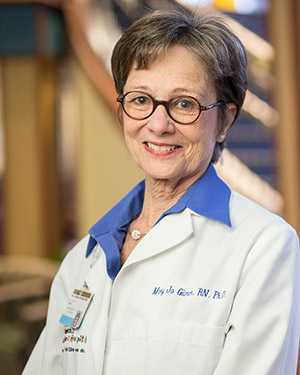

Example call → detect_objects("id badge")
60 283 94 330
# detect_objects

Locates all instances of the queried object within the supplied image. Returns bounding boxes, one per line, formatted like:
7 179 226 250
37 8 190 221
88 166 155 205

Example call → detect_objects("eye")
126 92 151 107
135 96 149 105
172 97 198 112
178 100 192 109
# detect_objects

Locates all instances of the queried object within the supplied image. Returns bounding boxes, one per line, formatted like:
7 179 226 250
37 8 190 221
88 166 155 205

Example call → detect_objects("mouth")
144 142 182 152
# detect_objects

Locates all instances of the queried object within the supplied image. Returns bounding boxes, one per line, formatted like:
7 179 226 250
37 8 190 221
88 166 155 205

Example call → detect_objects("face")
122 45 231 186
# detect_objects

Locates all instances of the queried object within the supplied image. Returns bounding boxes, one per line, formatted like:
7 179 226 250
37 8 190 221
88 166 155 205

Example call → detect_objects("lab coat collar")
88 163 231 239
120 207 194 272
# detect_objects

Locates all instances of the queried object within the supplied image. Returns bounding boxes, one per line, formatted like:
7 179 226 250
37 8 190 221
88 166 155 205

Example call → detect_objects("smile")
146 142 180 152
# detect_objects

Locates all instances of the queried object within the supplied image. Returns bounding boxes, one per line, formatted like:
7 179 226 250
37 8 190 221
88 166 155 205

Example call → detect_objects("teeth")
147 143 177 151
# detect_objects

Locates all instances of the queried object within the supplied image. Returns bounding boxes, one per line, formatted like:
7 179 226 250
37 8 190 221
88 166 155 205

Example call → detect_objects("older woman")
23 10 299 375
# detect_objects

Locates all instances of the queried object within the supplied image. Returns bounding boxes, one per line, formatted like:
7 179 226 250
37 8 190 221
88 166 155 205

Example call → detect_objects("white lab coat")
22 191 300 375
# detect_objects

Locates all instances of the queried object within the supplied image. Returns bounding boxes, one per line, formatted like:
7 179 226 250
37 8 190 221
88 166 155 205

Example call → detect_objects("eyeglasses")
117 91 225 125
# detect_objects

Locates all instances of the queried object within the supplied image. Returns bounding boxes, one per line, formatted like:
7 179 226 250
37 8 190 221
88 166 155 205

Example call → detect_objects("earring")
218 133 226 142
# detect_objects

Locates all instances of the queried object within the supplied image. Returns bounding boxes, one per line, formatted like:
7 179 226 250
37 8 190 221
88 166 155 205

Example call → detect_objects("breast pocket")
123 319 226 375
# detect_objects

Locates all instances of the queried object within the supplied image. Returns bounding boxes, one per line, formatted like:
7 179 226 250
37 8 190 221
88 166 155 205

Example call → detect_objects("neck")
134 171 204 230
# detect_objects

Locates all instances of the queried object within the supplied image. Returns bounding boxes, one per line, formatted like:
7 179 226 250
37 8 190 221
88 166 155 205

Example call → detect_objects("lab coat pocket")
144 319 225 375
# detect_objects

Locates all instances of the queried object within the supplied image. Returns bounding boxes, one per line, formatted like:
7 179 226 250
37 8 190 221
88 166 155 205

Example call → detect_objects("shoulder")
229 191 299 250
61 235 90 269
52 235 91 290
226 193 300 291
230 190 292 228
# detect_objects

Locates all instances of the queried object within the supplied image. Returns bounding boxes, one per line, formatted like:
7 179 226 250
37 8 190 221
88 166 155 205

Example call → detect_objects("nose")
146 104 176 135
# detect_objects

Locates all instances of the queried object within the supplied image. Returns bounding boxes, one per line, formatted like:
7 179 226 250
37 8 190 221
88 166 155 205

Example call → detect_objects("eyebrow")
125 86 205 101
172 87 205 100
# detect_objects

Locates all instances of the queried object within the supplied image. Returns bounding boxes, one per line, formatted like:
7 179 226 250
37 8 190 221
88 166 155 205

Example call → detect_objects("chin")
144 167 183 182
143 169 175 181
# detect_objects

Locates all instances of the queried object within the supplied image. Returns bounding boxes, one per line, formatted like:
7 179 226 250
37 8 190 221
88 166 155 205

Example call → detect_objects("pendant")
130 229 143 240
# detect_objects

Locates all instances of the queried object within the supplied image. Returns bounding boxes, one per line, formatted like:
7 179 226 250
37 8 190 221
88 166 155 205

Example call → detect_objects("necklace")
128 229 147 240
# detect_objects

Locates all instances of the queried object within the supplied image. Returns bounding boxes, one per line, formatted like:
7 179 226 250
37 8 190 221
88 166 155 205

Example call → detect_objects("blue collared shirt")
87 163 231 280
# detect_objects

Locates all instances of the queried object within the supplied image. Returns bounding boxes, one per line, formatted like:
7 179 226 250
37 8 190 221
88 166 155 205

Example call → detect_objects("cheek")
123 115 145 137
123 121 143 161
124 129 138 154
184 128 217 165
123 118 137 142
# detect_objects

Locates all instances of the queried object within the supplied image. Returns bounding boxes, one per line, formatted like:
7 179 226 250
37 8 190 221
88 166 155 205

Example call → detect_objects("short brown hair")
111 10 247 162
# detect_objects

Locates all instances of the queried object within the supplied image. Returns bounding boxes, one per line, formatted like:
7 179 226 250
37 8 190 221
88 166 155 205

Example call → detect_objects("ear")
117 105 124 127
216 103 237 142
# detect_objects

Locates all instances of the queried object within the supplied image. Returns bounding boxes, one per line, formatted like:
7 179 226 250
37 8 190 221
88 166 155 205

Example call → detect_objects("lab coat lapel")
124 208 194 268
81 209 194 373
84 248 107 292
84 253 113 375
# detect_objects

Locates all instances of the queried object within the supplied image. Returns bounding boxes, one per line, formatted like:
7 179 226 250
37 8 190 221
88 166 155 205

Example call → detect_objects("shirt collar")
87 163 231 258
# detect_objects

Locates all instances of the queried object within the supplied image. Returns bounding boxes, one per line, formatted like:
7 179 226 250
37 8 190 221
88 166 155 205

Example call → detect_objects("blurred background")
0 0 299 373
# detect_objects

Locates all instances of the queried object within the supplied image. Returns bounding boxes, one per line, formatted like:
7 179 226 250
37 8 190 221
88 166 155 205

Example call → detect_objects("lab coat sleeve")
22 236 89 375
214 222 300 375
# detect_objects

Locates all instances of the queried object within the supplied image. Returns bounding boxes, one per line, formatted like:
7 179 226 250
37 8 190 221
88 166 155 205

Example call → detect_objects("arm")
22 236 90 375
214 223 300 375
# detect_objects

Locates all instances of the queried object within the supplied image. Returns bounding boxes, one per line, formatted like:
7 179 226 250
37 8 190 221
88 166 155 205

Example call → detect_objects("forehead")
125 45 214 99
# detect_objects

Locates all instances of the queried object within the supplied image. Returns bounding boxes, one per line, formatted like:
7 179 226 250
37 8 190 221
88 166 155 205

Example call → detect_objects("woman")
23 10 299 375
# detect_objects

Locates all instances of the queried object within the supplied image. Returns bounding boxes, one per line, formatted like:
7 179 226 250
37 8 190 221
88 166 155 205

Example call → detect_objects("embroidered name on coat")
152 285 227 300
